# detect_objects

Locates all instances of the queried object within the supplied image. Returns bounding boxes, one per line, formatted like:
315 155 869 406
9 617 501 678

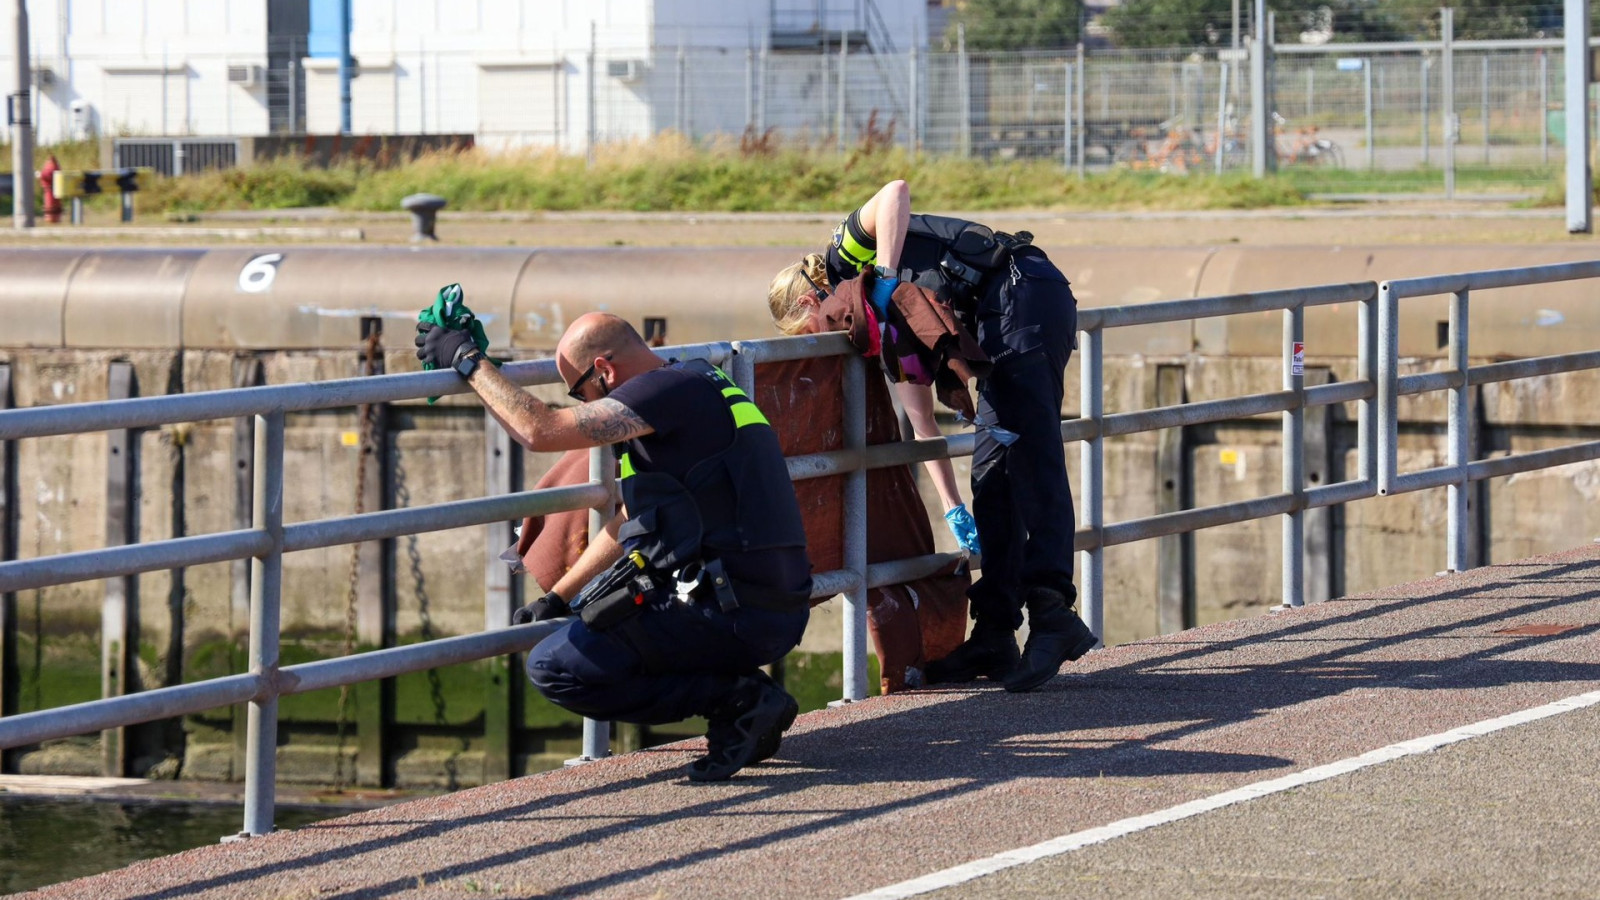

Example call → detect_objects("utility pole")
1566 0 1592 233
338 0 352 135
11 0 35 229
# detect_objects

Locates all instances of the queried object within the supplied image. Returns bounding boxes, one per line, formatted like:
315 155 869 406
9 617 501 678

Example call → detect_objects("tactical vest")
613 359 810 610
891 214 1037 315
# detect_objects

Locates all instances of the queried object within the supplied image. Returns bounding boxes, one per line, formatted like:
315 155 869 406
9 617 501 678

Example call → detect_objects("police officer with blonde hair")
769 180 1094 693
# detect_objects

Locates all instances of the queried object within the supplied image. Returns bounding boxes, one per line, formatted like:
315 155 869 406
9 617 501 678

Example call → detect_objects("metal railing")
2 260 1599 838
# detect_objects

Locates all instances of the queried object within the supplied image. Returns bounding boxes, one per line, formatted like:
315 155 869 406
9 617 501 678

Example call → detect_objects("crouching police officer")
417 311 812 781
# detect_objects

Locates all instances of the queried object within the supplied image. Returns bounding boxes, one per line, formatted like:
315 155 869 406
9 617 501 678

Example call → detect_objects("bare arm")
550 511 628 600
856 180 911 270
466 363 652 452
894 381 964 512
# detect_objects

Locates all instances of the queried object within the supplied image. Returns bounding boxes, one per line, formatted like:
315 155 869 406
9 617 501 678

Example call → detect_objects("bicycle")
1273 112 1343 167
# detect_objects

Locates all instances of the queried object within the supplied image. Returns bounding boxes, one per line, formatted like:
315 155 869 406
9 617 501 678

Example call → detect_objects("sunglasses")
800 269 829 302
567 354 613 401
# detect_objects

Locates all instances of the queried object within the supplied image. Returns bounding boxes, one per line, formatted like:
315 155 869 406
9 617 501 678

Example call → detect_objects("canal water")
0 796 340 894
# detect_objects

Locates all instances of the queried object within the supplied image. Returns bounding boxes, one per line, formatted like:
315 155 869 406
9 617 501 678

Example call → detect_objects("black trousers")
967 254 1078 629
526 590 807 725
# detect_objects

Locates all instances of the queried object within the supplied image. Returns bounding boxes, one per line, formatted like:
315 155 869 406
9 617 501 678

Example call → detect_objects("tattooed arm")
466 364 653 452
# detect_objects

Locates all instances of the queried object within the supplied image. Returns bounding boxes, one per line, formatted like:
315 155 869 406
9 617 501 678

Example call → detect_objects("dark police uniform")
826 210 1078 630
526 360 812 725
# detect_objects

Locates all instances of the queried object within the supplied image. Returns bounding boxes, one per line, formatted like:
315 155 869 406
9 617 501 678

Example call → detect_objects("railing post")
1447 288 1471 573
483 409 521 783
841 352 870 701
1359 291 1377 485
1377 281 1399 495
240 409 284 838
103 362 137 776
0 364 15 773
1280 305 1306 609
574 444 615 764
1079 327 1104 646
229 358 262 778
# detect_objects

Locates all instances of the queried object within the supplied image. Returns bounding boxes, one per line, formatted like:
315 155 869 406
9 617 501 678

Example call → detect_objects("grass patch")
8 136 1308 216
6 136 1572 215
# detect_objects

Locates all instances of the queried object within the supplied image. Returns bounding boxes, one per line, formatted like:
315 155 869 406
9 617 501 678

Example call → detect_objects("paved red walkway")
23 543 1600 899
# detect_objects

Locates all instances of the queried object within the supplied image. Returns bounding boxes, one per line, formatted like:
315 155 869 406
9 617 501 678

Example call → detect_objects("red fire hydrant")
39 155 62 224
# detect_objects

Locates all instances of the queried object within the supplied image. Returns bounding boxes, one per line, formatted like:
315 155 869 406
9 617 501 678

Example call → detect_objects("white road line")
845 688 1600 900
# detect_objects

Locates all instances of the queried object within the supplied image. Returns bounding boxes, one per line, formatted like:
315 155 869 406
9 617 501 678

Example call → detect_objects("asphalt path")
21 541 1600 900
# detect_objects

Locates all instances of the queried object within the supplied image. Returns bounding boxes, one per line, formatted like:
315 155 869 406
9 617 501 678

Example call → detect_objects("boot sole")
1003 621 1098 693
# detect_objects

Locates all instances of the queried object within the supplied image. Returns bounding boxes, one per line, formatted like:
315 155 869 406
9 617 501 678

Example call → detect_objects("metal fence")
7 36 1579 191
2 259 1600 839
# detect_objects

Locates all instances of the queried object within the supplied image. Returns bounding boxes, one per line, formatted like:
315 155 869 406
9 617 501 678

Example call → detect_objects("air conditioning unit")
606 59 646 83
227 64 264 88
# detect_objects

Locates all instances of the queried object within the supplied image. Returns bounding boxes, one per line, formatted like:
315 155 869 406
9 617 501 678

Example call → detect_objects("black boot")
1004 586 1097 693
689 676 799 782
924 620 1021 685
748 670 799 766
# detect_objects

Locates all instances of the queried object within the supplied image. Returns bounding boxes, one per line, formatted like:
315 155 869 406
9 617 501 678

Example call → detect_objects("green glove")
419 283 495 403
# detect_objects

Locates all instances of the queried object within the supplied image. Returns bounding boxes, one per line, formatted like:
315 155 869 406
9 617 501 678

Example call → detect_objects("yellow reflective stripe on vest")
619 452 635 479
714 373 768 427
730 401 768 428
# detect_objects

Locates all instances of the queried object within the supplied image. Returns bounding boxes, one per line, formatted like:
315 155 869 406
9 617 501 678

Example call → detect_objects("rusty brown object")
754 356 969 694
514 450 597 593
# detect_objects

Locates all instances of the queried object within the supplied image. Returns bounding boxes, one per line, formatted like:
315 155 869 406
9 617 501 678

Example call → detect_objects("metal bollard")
401 193 448 242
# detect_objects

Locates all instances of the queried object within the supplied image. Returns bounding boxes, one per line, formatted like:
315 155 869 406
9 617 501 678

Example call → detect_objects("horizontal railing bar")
0 673 262 750
733 333 856 363
281 620 568 695
1389 466 1466 495
1470 350 1600 386
1078 281 1373 331
1399 370 1466 396
0 342 733 441
866 551 968 589
1306 380 1375 406
283 484 612 553
810 568 863 599
1388 441 1600 497
1102 493 1299 547
0 529 274 595
787 432 978 482
1467 440 1600 482
1385 260 1600 299
1061 417 1096 443
1306 478 1378 509
1103 391 1295 436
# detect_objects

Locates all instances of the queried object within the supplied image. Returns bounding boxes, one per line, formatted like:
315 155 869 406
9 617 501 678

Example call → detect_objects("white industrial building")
3 0 933 155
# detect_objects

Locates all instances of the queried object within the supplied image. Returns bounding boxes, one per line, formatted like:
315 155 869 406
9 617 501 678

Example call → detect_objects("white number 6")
239 253 284 294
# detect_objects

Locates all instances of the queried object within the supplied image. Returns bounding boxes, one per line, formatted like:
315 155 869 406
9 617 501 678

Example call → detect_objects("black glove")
415 323 477 372
511 590 569 625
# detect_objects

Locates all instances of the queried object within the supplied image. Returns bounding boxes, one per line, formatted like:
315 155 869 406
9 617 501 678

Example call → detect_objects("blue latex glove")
868 265 898 316
944 504 981 555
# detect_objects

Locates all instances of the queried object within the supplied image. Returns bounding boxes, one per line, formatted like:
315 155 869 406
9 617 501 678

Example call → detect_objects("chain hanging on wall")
334 326 382 792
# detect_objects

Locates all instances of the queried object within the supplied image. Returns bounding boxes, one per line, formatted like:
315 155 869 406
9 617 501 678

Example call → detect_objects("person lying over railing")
767 179 1096 693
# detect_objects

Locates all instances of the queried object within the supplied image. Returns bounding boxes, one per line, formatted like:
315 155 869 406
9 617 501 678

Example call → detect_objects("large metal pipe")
1 246 1600 360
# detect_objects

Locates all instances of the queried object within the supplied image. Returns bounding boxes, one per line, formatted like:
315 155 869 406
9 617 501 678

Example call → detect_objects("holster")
573 552 660 632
